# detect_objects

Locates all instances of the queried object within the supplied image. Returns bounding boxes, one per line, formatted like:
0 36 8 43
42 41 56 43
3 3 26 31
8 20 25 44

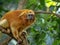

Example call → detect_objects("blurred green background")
0 0 60 45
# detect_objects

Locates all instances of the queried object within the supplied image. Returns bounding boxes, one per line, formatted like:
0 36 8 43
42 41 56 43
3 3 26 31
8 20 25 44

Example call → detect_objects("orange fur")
1 9 35 41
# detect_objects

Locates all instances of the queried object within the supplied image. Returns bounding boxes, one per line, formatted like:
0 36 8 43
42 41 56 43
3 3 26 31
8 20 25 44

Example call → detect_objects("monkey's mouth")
26 16 35 24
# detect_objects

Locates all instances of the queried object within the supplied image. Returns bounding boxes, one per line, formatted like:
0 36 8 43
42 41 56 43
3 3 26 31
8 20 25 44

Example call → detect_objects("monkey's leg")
10 24 23 44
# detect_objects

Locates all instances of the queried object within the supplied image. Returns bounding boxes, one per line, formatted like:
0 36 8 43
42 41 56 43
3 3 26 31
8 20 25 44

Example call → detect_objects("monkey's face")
26 10 35 21
20 10 35 26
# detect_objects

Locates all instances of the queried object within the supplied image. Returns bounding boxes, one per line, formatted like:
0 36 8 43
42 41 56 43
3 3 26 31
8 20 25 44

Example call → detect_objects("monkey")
0 9 35 43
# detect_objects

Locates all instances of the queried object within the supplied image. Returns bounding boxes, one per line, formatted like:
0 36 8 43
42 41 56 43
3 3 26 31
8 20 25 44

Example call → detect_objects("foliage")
0 0 60 45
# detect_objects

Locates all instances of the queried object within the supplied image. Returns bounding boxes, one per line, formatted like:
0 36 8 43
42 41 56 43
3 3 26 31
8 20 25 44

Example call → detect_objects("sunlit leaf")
46 1 57 7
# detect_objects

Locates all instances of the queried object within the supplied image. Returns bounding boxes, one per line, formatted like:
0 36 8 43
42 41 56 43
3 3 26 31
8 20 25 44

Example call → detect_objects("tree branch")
17 0 27 10
35 10 60 17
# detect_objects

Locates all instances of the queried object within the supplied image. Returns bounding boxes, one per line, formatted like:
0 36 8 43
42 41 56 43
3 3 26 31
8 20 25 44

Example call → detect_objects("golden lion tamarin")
0 9 35 42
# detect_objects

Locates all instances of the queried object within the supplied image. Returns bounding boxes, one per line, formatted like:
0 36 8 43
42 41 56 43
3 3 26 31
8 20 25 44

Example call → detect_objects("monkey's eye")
27 14 34 20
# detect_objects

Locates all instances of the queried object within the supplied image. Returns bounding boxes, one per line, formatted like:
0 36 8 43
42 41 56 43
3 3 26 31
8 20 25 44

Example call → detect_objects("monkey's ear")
0 19 9 28
18 11 26 17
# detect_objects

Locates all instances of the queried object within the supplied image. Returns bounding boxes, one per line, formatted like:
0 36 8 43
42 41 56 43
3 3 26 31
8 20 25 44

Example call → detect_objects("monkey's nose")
27 14 34 20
